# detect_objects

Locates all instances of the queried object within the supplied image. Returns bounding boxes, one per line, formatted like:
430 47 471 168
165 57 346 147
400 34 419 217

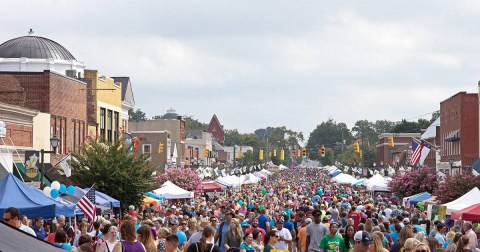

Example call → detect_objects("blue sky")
2 1 479 137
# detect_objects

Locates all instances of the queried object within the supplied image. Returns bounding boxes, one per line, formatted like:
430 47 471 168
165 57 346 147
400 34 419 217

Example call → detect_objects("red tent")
201 181 225 192
451 203 480 221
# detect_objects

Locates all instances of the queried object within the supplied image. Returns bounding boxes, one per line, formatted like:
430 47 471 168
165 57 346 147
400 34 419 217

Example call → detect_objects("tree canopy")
70 139 156 211
128 108 147 122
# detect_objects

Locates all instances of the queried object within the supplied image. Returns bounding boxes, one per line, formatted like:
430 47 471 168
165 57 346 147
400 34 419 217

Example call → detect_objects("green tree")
307 119 353 160
430 111 440 124
391 119 431 133
128 108 147 122
70 139 156 211
373 120 395 134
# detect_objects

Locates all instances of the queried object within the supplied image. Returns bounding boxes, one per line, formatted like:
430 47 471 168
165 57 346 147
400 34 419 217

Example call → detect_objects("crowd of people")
3 168 480 252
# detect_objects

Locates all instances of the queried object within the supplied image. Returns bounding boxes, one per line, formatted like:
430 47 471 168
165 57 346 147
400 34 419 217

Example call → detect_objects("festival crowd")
3 168 480 252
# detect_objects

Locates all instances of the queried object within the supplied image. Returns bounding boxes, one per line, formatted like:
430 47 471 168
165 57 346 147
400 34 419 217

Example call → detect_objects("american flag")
77 186 96 230
410 140 431 166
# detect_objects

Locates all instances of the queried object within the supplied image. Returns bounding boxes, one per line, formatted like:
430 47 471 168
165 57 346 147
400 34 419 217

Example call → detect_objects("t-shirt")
435 232 445 245
32 225 46 240
273 227 292 250
245 227 266 238
216 221 231 252
239 242 255 252
283 221 294 232
186 242 220 252
330 209 339 223
319 234 344 252
297 226 308 252
348 212 361 229
263 244 275 252
306 223 328 252
19 224 37 237
257 215 269 231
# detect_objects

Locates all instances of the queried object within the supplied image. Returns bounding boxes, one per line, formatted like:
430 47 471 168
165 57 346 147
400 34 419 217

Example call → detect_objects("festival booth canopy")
253 172 267 179
329 170 342 177
0 221 65 252
352 178 367 186
73 187 120 208
404 192 432 206
331 173 358 184
451 203 480 221
215 175 241 188
364 174 390 191
201 181 225 192
242 174 261 184
144 191 165 201
260 169 273 175
153 181 194 199
278 164 288 170
0 173 76 220
442 187 480 215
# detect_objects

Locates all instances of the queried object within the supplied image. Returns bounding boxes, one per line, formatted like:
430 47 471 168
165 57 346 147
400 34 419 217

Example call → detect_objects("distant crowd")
3 168 480 252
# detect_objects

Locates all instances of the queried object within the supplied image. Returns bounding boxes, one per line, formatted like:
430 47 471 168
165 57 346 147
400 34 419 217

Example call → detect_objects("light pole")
373 162 376 171
448 158 454 175
40 135 60 189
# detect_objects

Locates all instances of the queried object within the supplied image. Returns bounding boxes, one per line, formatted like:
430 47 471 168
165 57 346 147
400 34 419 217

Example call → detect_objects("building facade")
376 133 421 168
439 92 479 174
207 115 224 146
112 77 135 133
185 131 213 168
129 131 170 174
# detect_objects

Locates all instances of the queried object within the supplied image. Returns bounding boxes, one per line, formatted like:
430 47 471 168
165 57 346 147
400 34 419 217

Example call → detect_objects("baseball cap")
402 218 410 224
304 218 312 224
354 231 373 245
241 221 249 227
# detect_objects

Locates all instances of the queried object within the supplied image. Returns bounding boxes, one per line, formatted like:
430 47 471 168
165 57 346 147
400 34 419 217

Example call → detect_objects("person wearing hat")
169 219 187 250
319 222 344 252
187 220 210 246
353 231 373 252
297 218 312 252
273 219 292 251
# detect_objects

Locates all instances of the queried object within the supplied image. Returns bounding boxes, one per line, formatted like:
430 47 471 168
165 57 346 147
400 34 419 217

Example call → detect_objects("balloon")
238 200 243 205
59 184 67 194
43 186 52 197
50 189 59 199
67 185 75 195
417 202 423 208
259 205 265 211
261 189 267 196
51 181 60 191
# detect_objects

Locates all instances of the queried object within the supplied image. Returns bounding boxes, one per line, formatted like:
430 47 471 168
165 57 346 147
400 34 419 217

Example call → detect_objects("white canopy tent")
278 164 288 170
442 187 480 215
363 174 390 191
242 174 261 184
153 181 194 199
331 173 358 184
260 169 272 175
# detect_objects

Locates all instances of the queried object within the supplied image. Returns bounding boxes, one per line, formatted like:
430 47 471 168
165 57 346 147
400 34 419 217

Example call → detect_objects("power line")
405 110 439 121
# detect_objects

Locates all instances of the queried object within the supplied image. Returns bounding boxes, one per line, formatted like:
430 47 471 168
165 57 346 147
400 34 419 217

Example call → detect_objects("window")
114 112 119 143
107 110 112 143
100 108 106 141
143 144 151 154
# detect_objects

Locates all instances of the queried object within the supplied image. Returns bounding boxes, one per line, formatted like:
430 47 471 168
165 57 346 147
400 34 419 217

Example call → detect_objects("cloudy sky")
2 1 480 137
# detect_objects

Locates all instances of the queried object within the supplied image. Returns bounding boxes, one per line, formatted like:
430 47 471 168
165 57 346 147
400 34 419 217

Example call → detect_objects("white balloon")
51 181 61 191
43 186 52 197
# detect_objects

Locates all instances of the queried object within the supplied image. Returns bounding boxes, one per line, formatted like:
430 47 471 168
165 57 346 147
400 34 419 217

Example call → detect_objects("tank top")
121 240 146 252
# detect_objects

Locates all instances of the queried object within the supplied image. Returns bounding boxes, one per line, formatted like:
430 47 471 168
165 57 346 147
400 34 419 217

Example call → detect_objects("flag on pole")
58 154 72 177
411 140 431 166
77 185 96 230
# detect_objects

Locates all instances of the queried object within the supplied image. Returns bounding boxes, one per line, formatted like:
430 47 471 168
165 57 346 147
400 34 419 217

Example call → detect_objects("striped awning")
445 129 460 142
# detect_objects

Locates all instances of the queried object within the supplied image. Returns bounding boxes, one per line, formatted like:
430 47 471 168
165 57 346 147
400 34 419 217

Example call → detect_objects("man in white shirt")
463 222 477 251
273 219 292 251
3 207 36 237
384 205 392 220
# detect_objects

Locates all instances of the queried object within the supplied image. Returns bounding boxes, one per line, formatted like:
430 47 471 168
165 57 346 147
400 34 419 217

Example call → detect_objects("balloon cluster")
42 181 75 199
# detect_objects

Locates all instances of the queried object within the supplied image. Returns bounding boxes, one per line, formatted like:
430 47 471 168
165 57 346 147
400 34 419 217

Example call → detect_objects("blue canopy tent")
145 191 165 202
352 179 367 186
73 187 120 208
406 192 432 206
0 173 74 220
28 186 76 217
330 170 342 177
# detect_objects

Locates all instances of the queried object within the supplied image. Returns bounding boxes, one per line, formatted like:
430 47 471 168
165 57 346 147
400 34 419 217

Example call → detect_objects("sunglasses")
415 250 427 252
181 223 187 225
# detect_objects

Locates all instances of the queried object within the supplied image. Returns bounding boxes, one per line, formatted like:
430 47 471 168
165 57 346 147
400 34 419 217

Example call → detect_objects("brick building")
438 92 479 174
208 114 224 146
376 133 421 168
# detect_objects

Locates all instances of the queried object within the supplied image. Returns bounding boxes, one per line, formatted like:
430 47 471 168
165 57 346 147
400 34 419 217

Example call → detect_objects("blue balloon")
238 200 243 205
50 189 59 199
59 184 67 194
67 185 75 195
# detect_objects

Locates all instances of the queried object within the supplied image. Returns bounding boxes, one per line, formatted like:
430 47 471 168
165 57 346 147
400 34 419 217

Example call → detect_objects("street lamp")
448 158 454 175
373 162 376 170
40 135 60 189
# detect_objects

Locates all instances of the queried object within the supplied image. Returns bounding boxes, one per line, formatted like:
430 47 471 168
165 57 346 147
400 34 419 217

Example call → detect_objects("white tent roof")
442 187 480 214
364 174 390 191
421 117 440 140
153 181 193 199
331 173 358 184
260 169 272 175
278 164 288 170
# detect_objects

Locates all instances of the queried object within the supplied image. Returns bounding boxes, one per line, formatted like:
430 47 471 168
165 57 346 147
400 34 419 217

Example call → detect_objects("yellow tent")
143 196 160 210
